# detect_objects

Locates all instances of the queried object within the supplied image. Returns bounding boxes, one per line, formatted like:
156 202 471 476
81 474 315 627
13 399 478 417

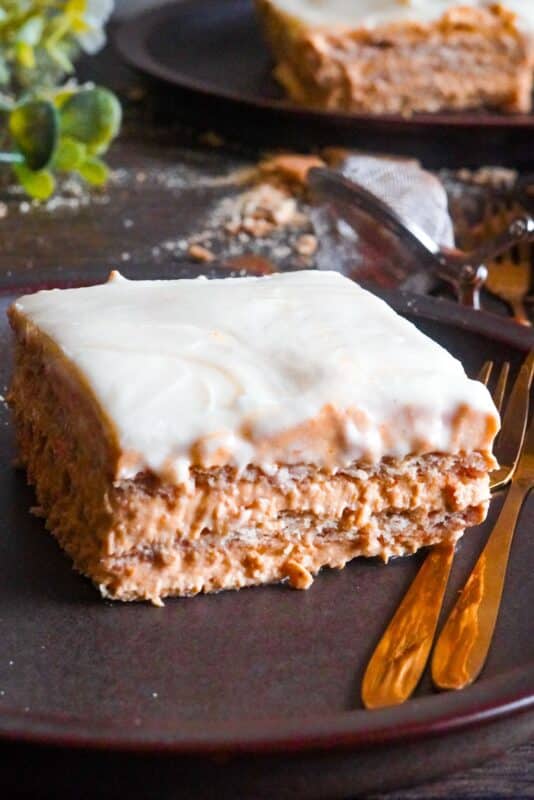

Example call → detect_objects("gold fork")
361 356 533 709
433 351 534 689
479 202 533 326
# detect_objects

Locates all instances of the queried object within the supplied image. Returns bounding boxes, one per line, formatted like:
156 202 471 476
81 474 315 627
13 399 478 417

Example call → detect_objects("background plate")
115 0 534 167
0 278 533 799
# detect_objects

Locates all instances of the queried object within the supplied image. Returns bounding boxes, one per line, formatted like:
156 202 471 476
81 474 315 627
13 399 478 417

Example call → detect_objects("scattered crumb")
321 147 352 166
285 559 314 590
220 183 307 239
295 233 318 256
455 167 518 187
127 85 146 102
188 243 215 263
0 202 7 219
258 153 324 190
19 202 31 214
121 252 131 262
152 692 159 699
272 243 292 260
199 131 225 148
222 254 277 275
123 218 134 229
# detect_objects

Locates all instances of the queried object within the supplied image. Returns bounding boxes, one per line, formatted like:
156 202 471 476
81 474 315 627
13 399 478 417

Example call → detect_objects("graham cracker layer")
9 327 492 603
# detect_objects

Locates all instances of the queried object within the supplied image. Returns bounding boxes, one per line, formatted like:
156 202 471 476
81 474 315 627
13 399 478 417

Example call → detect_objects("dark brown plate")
115 0 534 168
0 277 533 799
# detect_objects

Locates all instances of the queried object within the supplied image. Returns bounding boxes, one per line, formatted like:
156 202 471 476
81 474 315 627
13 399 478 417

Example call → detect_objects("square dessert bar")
257 0 534 114
8 271 499 603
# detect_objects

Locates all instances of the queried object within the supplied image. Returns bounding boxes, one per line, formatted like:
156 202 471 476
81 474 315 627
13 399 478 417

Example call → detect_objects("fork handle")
510 299 532 328
464 214 534 266
431 481 530 690
361 543 454 708
438 214 534 311
436 261 487 309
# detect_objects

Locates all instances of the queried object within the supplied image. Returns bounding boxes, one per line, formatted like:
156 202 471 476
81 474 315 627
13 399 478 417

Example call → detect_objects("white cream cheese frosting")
268 0 534 32
12 270 498 482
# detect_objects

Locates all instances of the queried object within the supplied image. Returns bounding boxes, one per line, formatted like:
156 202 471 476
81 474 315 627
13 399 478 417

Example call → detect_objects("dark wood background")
0 29 531 800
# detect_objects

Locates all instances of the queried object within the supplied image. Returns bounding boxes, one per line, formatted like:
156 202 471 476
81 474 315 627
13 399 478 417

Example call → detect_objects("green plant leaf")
52 88 77 109
77 155 109 186
53 136 86 170
9 99 59 170
15 41 36 69
45 41 75 74
0 54 9 86
16 16 45 47
59 87 121 154
13 163 55 200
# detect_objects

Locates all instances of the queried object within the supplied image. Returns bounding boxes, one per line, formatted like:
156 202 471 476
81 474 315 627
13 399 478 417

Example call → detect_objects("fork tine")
360 355 530 709
431 356 534 691
477 361 493 385
481 205 497 241
485 203 514 262
490 354 534 491
483 198 532 325
493 362 510 414
518 239 532 263
488 202 506 236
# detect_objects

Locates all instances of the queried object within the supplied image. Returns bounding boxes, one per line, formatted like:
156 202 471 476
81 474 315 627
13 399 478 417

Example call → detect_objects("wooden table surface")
0 35 532 800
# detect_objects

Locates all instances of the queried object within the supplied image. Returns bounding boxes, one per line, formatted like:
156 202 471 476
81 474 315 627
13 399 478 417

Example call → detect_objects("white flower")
76 0 115 54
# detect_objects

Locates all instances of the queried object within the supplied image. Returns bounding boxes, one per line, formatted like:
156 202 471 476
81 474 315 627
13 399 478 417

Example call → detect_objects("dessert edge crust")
256 1 534 114
8 304 495 604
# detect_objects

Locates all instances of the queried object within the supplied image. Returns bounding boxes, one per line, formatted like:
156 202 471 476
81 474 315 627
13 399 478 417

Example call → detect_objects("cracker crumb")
285 559 314 590
188 243 215 263
199 131 225 148
127 86 146 102
295 234 318 256
258 154 324 188
222 184 305 238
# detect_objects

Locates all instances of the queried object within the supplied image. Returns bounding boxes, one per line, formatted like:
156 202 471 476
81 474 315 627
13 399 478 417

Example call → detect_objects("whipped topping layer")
12 271 498 481
269 0 534 32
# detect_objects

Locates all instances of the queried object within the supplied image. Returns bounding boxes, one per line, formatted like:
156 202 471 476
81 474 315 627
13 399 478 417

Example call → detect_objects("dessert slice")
8 271 499 603
256 0 534 114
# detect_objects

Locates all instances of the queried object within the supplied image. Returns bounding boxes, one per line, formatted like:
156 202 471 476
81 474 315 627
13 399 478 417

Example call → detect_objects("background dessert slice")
8 270 499 603
256 0 534 114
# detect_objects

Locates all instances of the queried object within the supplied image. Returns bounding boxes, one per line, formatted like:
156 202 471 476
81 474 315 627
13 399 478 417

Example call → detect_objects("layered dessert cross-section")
8 270 499 603
256 0 534 114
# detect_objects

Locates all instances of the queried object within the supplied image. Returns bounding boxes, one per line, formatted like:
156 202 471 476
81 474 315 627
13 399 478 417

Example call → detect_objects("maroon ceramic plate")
0 277 532 799
115 0 534 167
